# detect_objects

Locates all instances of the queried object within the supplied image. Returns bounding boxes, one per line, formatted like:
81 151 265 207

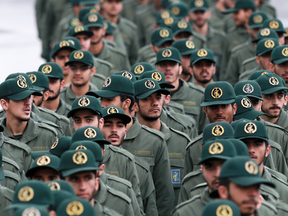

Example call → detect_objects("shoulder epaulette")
276 202 288 212
121 17 137 30
108 146 134 161
107 174 132 188
169 127 191 142
261 199 278 214
2 137 31 154
242 56 256 66
263 120 287 132
4 170 21 183
0 185 14 201
59 115 70 124
182 169 202 184
109 46 127 57
135 5 153 16
266 166 287 182
138 44 150 54
37 107 61 121
268 140 283 152
2 156 20 170
37 122 58 136
191 182 208 191
230 41 249 53
96 58 114 69
187 82 205 93
93 73 106 81
106 186 132 204
193 32 207 43
134 156 150 172
174 194 201 210
141 125 165 139
186 134 203 150
271 173 288 186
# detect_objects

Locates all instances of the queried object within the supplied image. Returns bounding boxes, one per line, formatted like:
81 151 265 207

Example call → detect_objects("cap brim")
153 38 174 47
248 24 263 29
179 50 194 56
61 166 101 177
45 74 63 79
103 113 131 124
200 99 235 107
190 7 208 12
198 155 232 165
245 95 263 101
222 8 239 14
30 151 51 160
257 49 272 57
238 135 268 141
159 83 175 89
272 58 288 65
80 1 100 5
52 47 76 58
32 86 46 91
7 90 43 101
86 90 121 98
234 110 268 120
86 24 104 28
156 58 181 65
136 89 170 99
191 58 216 65
173 29 193 37
229 176 275 188
65 60 93 66
26 165 58 178
67 107 101 118
3 203 49 212
262 86 288 94
73 31 93 38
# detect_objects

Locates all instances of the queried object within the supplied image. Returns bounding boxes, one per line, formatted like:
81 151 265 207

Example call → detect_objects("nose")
79 179 86 190
214 165 221 177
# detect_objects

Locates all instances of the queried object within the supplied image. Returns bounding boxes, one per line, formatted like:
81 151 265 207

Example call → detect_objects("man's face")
69 62 93 87
201 158 225 191
156 61 182 84
33 91 44 107
181 55 192 76
89 27 105 44
248 28 261 40
232 9 248 26
31 168 60 182
256 52 272 70
65 171 98 200
189 10 210 28
53 50 72 76
279 34 285 46
101 96 123 108
174 32 193 41
242 138 269 166
223 0 235 9
270 61 288 83
248 97 262 112
103 0 123 16
261 90 287 118
204 104 237 123
47 78 63 101
191 60 215 84
75 34 91 51
285 38 288 45
102 117 127 146
72 109 101 131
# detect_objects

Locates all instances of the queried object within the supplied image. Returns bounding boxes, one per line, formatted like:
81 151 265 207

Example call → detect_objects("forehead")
68 170 96 178
56 49 72 57
104 117 125 124
73 109 98 118
202 158 225 166
242 138 265 143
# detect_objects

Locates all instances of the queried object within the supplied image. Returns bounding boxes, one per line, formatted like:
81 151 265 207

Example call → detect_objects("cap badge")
197 49 208 57
78 97 90 107
245 161 258 175
28 74 37 84
134 65 144 74
70 18 79 26
107 107 119 114
282 47 288 57
212 125 224 136
194 0 204 7
51 139 58 149
211 87 223 99
164 17 174 25
103 22 108 30
84 128 97 139
42 65 52 74
88 14 98 22
18 186 34 202
285 28 288 37
159 29 170 38
241 98 252 109
36 156 51 166
72 151 88 165
76 145 87 150
16 75 26 81
74 51 84 59
68 39 75 45
66 201 84 216
209 142 224 155
145 79 156 89
260 28 270 36
60 41 70 47
121 71 133 80
264 39 275 48
244 122 257 134
162 49 172 57
17 79 27 89
161 11 170 19
48 182 61 191
253 15 263 24
22 207 41 216
261 71 269 75
216 205 233 216
269 20 279 29
152 72 162 81
178 21 188 29
269 76 279 85
242 83 254 93
171 7 180 16
186 40 195 49
90 8 98 13
75 26 84 33
103 77 111 87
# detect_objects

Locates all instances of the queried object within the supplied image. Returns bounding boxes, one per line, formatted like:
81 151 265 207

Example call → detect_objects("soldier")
262 18 286 46
201 200 241 216
60 50 98 106
56 197 96 216
130 62 156 80
14 206 50 216
0 78 58 151
155 47 208 133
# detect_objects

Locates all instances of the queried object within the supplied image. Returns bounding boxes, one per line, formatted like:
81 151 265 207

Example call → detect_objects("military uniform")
274 110 288 131
0 184 13 216
35 0 48 39
121 0 139 22
55 98 71 117
93 200 123 216
209 5 232 32
259 2 276 18
93 57 116 78
239 65 261 81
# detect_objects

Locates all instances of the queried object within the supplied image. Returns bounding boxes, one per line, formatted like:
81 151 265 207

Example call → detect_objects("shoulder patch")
191 182 208 190
141 125 165 140
107 186 132 204
107 174 132 188
186 134 203 150
108 146 134 161
182 169 202 184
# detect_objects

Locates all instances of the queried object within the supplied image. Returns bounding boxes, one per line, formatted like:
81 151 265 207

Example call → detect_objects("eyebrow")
105 120 125 124
73 115 96 119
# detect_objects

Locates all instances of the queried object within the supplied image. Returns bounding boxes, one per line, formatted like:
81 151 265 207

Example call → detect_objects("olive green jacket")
0 184 14 216
275 110 288 131
93 57 116 79
241 56 259 74
93 199 123 216
55 98 71 117
209 5 229 32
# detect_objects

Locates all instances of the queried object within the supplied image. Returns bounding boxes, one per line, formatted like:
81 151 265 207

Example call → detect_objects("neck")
193 22 209 37
215 2 226 11
104 13 119 24
123 110 133 131
179 74 191 82
44 97 60 111
260 112 279 124
90 198 94 207
138 114 161 131
89 40 104 55
64 75 71 87
169 79 180 91
71 83 90 98
5 115 28 136
195 79 213 88
259 163 264 176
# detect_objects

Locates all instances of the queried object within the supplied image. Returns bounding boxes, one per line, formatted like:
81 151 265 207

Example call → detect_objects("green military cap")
169 2 189 19
198 139 237 164
79 6 98 22
71 126 111 144
231 118 249 130
14 206 49 216
223 0 255 14
69 17 80 27
51 40 76 59
271 45 288 64
159 17 177 29
80 0 100 5
65 50 94 66
200 81 236 107
46 179 76 195
130 62 156 78
83 12 104 28
67 95 102 118
151 27 174 47
102 105 131 124
190 48 216 66
52 190 76 211
219 156 275 187
104 21 113 35
56 197 95 216
68 25 93 37
113 70 136 82
201 200 241 216
161 0 178 9
262 18 286 34
234 80 263 100
26 154 60 178
5 73 34 89
252 28 278 43
190 0 209 12
0 78 42 101
284 28 288 38
139 70 175 89
26 71 49 91
171 21 193 37
155 47 181 64
59 149 100 177
233 95 267 120
229 139 249 156
156 10 174 25
38 62 64 79
0 148 5 180
234 120 268 141
63 36 82 50
256 73 288 94
172 39 196 56
87 75 134 98
70 140 103 162
202 121 234 144
256 38 279 56
134 78 170 99
248 11 268 29
248 70 273 80
71 0 82 5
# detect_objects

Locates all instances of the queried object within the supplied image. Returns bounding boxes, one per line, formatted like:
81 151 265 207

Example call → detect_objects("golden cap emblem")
22 207 41 216
253 15 263 24
75 26 84 33
121 71 133 80
282 47 288 57
162 49 172 58
269 20 279 29
48 182 61 191
74 51 84 59
60 41 70 48
284 28 288 37
84 128 97 138
245 161 258 175
28 74 37 84
244 122 257 134
36 155 51 166
216 205 233 216
152 72 162 81
103 77 111 87
17 79 27 89
103 22 108 30
78 97 90 107
66 201 84 216
242 83 254 93
264 39 275 49
18 186 34 202
88 14 98 22
134 65 144 74
71 18 79 26
107 107 119 114
269 76 279 85
241 98 252 109
76 145 87 150
90 8 98 13
171 7 180 16
164 17 174 25
209 142 224 155
197 49 208 57
194 0 204 7
211 87 223 99
159 29 170 38
51 139 58 149
161 11 170 19
72 151 88 165
178 21 188 29
211 125 224 136
16 75 26 81
261 71 269 75
260 28 270 36
145 79 156 89
68 39 75 45
42 65 52 74
186 40 195 49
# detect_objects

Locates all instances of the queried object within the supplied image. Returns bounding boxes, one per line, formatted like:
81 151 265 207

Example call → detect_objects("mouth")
214 117 225 121
73 77 82 81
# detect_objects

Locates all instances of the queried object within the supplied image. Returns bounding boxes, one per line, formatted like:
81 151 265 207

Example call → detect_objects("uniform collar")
125 117 142 140
97 40 111 62
94 179 108 204
275 110 288 129
201 187 214 204
160 121 171 141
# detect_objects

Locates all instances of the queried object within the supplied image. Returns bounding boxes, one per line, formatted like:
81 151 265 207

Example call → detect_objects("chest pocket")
134 152 155 174
169 157 184 188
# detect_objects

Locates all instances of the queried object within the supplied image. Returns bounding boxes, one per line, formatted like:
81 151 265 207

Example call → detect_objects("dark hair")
0 96 10 102
120 93 135 113
265 140 269 148
219 177 230 189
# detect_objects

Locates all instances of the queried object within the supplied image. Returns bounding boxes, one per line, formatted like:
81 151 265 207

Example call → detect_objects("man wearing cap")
173 139 237 215
155 47 208 134
0 78 58 151
262 18 286 46
190 48 216 88
60 50 98 106
201 200 241 216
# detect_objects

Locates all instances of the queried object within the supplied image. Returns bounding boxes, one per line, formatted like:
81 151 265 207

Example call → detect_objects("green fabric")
248 70 273 80
65 50 94 66
256 38 279 56
275 110 288 131
172 39 195 56
201 200 241 216
38 62 64 79
67 25 93 37
134 78 170 99
155 10 174 25
169 2 189 18
248 11 269 29
71 126 110 144
223 0 255 14
78 6 98 22
51 40 76 59
256 73 288 94
151 27 174 47
139 70 174 88
252 28 278 43
189 0 209 12
234 80 263 100
83 12 104 28
202 121 234 144
70 140 103 162
190 48 215 65
26 72 49 91
271 45 288 64
56 197 95 216
131 62 156 78
113 71 136 82
262 18 286 33
102 106 131 124
155 47 181 64
234 120 268 141
55 98 71 117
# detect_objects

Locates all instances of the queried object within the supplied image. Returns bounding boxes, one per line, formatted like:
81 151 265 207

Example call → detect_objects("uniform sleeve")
274 149 288 177
219 38 230 80
128 27 139 66
224 52 240 86
35 0 47 39
177 184 190 205
184 146 194 176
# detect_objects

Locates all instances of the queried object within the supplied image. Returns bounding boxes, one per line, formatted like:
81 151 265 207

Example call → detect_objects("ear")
90 66 96 77
269 62 275 73
43 91 50 101
60 79 65 90
265 145 271 157
51 59 55 62
95 177 100 192
102 28 106 36
179 64 183 75
122 98 132 112
203 106 208 116
98 117 104 129
150 44 156 53
218 185 229 199
49 211 57 216
164 95 171 105
206 11 211 19
134 101 139 113
255 56 260 64
212 65 216 76
98 164 105 176
232 103 237 115
0 99 9 111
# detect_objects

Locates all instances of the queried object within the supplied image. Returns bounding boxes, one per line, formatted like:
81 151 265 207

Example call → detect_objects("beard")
34 96 44 107
138 108 160 122
47 88 60 101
